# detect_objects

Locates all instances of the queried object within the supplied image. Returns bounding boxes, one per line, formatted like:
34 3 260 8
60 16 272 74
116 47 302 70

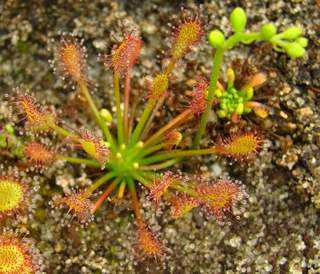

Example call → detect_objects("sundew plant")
0 6 307 262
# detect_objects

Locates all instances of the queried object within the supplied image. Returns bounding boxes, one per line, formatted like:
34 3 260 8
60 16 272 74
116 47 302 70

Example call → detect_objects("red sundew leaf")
15 93 55 131
170 16 204 60
197 179 246 220
215 131 264 161
77 128 110 168
0 233 41 274
188 77 208 117
164 130 182 149
103 33 142 75
136 223 164 259
170 194 199 218
146 73 169 100
56 34 87 83
148 171 183 208
247 72 267 88
24 142 57 168
52 190 94 224
0 176 30 220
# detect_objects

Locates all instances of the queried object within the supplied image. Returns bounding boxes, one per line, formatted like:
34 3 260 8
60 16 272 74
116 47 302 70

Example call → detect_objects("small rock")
287 122 297 130
279 111 288 119
297 107 313 117
281 84 291 95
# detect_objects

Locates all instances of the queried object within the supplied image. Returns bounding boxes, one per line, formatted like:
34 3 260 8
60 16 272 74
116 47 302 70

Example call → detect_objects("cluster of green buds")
214 68 268 122
208 7 308 58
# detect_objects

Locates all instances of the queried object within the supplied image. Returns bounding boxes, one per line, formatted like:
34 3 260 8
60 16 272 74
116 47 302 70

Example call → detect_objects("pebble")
297 106 313 117
279 111 288 119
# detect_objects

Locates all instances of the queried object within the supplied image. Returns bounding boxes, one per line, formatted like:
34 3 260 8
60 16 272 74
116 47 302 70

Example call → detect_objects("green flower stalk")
194 7 307 148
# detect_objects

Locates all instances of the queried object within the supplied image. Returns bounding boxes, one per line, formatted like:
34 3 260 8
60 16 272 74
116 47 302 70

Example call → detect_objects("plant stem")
91 178 120 213
144 108 193 147
123 70 131 142
141 56 176 139
224 33 243 49
117 181 126 198
113 72 124 144
49 123 75 138
126 141 144 160
128 178 143 223
170 184 196 196
58 156 101 167
270 37 288 50
141 148 216 165
87 172 116 194
165 58 177 76
135 143 166 159
193 48 225 148
79 81 116 152
128 96 139 140
141 96 165 139
132 173 151 188
137 172 196 196
139 158 181 171
130 98 156 146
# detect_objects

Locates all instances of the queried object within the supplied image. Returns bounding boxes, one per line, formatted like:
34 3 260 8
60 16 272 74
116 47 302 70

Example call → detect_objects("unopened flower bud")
235 103 244 115
260 23 277 40
217 110 227 118
214 89 223 98
286 42 305 58
230 7 247 33
208 30 225 48
279 26 303 40
227 68 235 84
296 37 308 48
100 108 112 123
